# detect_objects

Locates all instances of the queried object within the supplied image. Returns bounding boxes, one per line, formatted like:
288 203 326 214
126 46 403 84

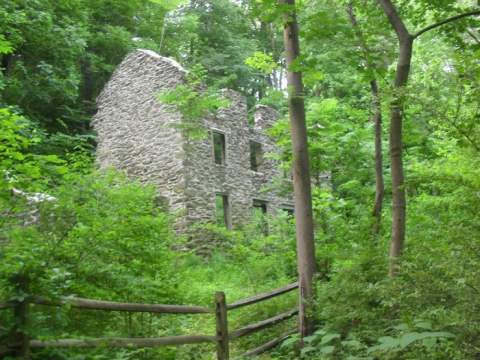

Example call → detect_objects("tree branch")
413 10 480 39
347 2 372 64
377 0 412 42
467 29 480 44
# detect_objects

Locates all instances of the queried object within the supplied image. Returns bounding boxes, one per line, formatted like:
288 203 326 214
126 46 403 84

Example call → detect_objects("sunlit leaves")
158 65 230 140
0 34 13 55
149 0 189 11
245 51 278 74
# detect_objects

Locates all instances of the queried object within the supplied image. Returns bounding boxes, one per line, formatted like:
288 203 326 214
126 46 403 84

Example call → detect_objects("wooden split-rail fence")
0 282 299 359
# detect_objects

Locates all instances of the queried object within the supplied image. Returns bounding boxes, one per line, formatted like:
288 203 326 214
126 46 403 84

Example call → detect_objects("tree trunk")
80 58 95 131
280 0 317 337
346 3 385 236
388 37 412 275
377 0 479 275
370 80 384 236
377 0 413 276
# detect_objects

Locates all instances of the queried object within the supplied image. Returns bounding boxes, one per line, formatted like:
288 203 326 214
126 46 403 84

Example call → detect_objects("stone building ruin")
93 49 293 230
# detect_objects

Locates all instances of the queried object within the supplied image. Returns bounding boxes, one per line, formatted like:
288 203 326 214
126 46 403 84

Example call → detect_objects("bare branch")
413 10 480 39
347 2 372 64
467 29 480 44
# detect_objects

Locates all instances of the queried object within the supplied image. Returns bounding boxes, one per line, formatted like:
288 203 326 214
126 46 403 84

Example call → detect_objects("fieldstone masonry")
93 49 293 231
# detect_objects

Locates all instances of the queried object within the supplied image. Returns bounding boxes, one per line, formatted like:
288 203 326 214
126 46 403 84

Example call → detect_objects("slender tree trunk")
80 58 95 132
377 0 412 275
346 3 385 236
370 80 384 235
377 0 479 275
278 61 284 91
388 37 412 275
159 15 167 54
280 0 317 337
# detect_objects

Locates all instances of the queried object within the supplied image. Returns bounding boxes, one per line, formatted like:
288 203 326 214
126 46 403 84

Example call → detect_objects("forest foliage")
0 0 480 359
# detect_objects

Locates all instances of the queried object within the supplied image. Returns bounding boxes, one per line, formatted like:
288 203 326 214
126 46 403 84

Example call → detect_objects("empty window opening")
215 194 231 229
250 141 263 171
252 199 268 235
213 131 226 165
253 199 267 214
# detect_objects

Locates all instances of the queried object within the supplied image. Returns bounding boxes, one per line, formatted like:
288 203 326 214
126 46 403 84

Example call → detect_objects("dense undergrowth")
1 114 480 359
0 118 298 359
1 77 480 359
268 147 480 360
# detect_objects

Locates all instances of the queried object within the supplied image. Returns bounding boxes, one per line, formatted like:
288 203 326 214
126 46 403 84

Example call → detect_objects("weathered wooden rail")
0 282 298 359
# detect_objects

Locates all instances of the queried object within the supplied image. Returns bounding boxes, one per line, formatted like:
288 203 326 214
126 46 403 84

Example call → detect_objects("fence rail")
240 328 297 358
227 282 298 310
229 308 298 340
29 335 217 349
0 282 299 360
0 302 13 310
32 295 212 314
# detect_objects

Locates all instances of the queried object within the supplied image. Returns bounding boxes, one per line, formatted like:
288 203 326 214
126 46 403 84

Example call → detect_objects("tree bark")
370 79 384 235
280 0 317 338
11 274 30 359
376 0 480 273
388 38 412 275
376 0 480 275
377 0 412 276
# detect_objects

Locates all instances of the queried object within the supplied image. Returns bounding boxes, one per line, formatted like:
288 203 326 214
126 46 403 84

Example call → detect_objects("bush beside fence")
0 281 299 359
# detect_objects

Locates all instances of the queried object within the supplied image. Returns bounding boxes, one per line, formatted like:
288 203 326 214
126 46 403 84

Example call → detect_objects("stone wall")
93 49 293 233
184 93 293 228
92 49 188 226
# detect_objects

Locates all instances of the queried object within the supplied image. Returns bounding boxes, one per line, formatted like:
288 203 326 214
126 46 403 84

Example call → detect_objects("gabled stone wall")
93 49 292 232
93 50 188 225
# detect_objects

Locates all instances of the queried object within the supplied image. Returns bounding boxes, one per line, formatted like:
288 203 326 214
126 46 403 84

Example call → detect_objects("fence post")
215 292 229 360
13 300 30 359
12 274 30 359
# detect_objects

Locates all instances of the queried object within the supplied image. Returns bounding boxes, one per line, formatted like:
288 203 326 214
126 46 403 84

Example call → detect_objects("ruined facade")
93 49 293 230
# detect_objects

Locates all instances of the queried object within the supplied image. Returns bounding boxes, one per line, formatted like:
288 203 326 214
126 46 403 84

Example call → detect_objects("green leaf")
300 346 316 356
245 51 278 74
399 332 455 349
393 323 410 331
414 320 433 330
0 35 14 55
148 0 188 11
321 333 341 345
320 345 335 355
342 339 362 349
280 336 300 349
368 337 400 354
